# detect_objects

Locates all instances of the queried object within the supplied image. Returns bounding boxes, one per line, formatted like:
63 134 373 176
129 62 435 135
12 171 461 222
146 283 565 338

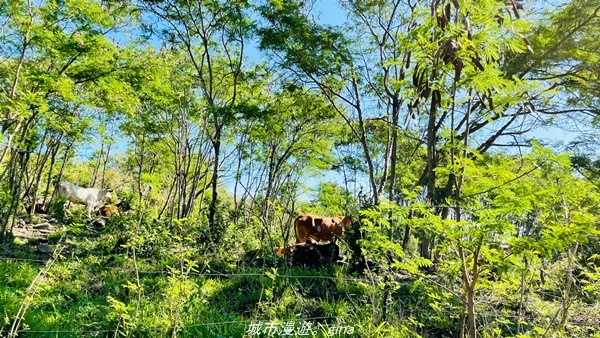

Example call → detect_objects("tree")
232 82 343 244
119 49 215 221
138 0 254 230
258 0 383 205
0 0 134 241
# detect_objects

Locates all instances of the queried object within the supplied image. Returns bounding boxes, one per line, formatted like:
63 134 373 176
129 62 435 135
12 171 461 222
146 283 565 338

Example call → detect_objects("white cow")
57 181 112 219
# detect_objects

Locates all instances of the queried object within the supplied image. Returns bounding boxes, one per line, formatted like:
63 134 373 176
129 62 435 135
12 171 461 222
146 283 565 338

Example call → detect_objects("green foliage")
1 0 600 337
257 0 350 75
304 182 355 216
359 200 435 272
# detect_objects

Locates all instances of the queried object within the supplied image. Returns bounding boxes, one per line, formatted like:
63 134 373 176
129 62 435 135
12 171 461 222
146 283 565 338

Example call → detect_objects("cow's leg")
86 204 94 219
63 201 71 216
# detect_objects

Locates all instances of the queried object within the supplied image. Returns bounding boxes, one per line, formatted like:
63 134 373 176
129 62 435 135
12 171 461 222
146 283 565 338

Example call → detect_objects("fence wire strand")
0 256 388 284
0 316 339 335
2 254 569 336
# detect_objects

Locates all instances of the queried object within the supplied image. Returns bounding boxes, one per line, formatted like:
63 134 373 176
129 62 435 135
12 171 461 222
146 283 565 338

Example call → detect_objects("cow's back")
295 214 352 243
58 181 110 206
294 214 335 243
59 182 88 205
58 182 80 202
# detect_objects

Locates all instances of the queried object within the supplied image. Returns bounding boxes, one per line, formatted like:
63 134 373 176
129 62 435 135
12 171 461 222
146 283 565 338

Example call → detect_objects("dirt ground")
2 213 63 258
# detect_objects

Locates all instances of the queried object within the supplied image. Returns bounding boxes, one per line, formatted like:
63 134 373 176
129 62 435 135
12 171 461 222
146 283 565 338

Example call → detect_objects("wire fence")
0 253 552 301
0 254 431 336
1 252 590 337
0 256 381 283
0 316 341 335
0 252 381 329
0 255 533 303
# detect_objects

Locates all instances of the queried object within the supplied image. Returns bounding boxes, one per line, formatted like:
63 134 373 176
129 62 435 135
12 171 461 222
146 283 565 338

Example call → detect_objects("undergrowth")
1 209 599 338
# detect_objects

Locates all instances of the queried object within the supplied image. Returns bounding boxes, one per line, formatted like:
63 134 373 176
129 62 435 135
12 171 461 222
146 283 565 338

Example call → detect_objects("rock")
13 228 43 240
89 278 104 291
16 219 27 228
33 222 52 230
37 244 54 254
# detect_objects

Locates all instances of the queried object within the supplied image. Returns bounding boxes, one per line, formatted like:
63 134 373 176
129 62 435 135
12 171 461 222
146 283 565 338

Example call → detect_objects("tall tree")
257 0 384 205
120 49 214 220
257 0 538 258
0 0 134 241
138 0 254 230
233 81 343 243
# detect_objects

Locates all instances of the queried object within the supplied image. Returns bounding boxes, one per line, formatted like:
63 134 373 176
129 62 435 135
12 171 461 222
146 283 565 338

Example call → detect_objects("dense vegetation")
1 0 600 337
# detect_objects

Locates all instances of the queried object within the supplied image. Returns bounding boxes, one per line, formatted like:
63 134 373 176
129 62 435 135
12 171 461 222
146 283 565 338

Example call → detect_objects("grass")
1 226 367 337
2 211 600 338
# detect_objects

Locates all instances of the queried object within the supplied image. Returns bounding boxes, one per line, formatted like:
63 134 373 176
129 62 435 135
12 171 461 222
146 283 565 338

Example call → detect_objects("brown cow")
98 204 120 217
277 240 342 268
294 214 352 244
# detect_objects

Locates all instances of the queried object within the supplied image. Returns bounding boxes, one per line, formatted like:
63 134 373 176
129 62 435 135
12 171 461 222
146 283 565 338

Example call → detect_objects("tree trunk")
1 148 30 242
421 88 440 260
388 96 400 238
100 143 112 189
49 140 74 205
91 141 107 187
42 135 62 206
466 283 477 338
560 243 578 327
459 234 482 338
23 130 50 214
208 124 222 231
517 257 527 334
402 210 412 251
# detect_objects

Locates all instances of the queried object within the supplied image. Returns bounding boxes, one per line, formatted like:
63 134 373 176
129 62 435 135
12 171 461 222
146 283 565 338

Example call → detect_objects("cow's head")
341 216 352 228
331 216 353 238
103 188 113 203
335 216 352 231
